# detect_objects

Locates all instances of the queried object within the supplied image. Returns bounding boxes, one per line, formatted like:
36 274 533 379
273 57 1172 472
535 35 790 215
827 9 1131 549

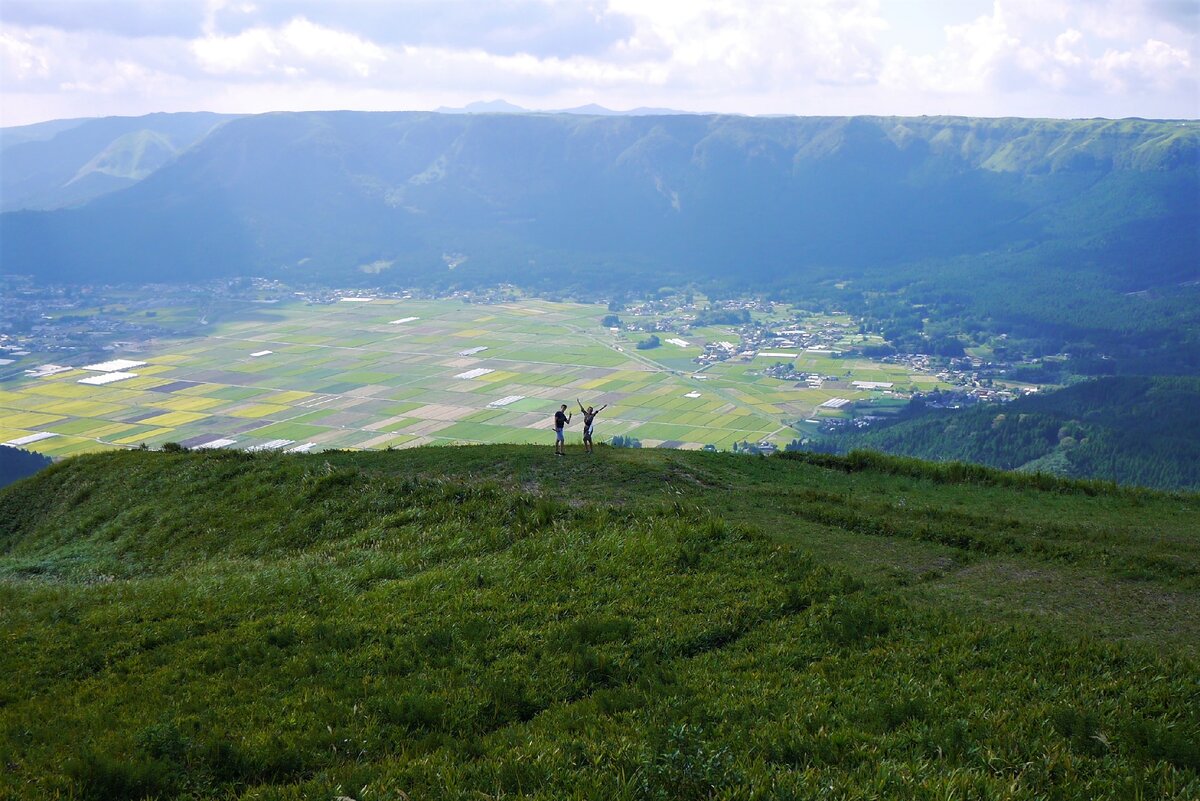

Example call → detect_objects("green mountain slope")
1 113 1195 285
0 112 237 211
67 129 179 183
817 377 1200 490
2 446 1196 799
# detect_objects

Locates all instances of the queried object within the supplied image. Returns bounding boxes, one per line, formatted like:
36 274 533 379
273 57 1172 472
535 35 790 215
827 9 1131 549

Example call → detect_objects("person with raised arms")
578 399 608 454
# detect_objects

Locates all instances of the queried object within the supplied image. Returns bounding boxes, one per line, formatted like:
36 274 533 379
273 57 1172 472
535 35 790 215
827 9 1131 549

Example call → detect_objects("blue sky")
1 0 1196 125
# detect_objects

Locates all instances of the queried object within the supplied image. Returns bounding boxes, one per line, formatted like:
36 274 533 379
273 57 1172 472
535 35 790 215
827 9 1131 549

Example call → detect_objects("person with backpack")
553 404 572 456
577 399 608 454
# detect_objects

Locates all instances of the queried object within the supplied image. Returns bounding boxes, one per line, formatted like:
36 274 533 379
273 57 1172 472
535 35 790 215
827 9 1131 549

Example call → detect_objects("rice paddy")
1 298 938 456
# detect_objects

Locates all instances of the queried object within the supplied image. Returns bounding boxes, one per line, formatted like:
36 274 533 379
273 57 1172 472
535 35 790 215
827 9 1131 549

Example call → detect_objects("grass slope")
1 445 1197 800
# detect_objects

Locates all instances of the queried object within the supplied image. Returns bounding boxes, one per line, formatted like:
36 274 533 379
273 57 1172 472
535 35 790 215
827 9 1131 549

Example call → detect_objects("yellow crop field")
21 382 96 399
0 394 44 412
137 365 176 376
113 427 175 445
479 371 520 383
0 428 30 443
53 439 113 456
38 400 126 417
452 329 490 338
147 396 227 413
0 411 66 429
227 403 290 419
121 377 173 390
268 391 312 404
711 412 747 427
758 390 807 403
93 389 143 404
137 411 210 427
86 422 138 439
176 383 225 396
148 354 191 364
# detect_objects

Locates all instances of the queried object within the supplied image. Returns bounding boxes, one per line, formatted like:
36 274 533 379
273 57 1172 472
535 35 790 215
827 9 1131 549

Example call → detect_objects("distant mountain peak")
66 129 176 185
433 99 700 116
435 99 529 114
551 103 701 116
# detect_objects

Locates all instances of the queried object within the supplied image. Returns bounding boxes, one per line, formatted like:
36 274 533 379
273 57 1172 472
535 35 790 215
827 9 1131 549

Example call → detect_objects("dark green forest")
828 254 1200 377
811 377 1200 490
0 445 52 488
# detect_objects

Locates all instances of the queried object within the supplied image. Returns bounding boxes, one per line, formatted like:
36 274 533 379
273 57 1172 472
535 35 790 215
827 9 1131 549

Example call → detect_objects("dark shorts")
583 426 593 440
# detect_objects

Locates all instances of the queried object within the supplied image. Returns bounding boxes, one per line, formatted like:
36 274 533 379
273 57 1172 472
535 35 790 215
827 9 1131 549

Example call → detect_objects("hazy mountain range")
434 100 699 116
0 112 235 212
2 110 1194 290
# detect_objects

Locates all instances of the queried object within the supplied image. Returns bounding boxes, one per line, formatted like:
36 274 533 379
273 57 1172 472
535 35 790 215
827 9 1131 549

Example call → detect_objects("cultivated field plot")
1 299 936 455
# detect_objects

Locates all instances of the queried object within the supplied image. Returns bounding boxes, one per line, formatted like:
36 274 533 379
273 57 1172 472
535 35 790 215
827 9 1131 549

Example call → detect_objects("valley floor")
0 296 946 459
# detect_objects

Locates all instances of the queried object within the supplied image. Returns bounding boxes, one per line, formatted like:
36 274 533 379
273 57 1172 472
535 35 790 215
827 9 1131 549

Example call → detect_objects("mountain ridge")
2 111 1194 285
0 111 238 211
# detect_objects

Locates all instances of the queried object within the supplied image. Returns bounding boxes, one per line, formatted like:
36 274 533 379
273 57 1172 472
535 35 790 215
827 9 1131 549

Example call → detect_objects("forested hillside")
0 445 52 488
816 377 1200 489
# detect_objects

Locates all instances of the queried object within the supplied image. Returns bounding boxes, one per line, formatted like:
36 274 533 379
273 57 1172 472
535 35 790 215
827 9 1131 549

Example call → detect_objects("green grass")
239 422 332 441
0 445 1196 799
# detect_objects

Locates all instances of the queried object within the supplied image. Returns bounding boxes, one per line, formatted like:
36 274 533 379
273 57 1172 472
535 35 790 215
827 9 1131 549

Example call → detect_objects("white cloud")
881 0 1196 104
608 0 889 90
1094 38 1192 93
187 1 894 98
0 0 1195 126
0 30 52 81
0 25 190 99
191 17 386 78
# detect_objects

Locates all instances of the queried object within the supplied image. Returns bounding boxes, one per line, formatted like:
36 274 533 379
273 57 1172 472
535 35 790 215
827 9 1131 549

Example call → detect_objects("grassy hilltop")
1 445 1197 799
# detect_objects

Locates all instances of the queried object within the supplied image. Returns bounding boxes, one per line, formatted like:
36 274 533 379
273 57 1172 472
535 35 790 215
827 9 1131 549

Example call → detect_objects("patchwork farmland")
0 298 939 457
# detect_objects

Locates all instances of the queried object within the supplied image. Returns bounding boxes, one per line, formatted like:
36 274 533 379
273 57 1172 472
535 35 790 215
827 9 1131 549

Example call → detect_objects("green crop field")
1 298 941 456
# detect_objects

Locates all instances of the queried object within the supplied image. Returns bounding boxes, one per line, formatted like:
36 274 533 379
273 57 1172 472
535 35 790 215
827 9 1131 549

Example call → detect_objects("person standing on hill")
578 399 608 454
553 404 572 456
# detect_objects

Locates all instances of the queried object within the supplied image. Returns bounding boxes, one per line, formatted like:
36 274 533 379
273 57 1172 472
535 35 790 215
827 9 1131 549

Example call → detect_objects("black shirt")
554 410 568 429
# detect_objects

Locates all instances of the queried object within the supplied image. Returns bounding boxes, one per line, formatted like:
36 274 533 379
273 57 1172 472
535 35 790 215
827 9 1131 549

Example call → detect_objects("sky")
1 0 1196 127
